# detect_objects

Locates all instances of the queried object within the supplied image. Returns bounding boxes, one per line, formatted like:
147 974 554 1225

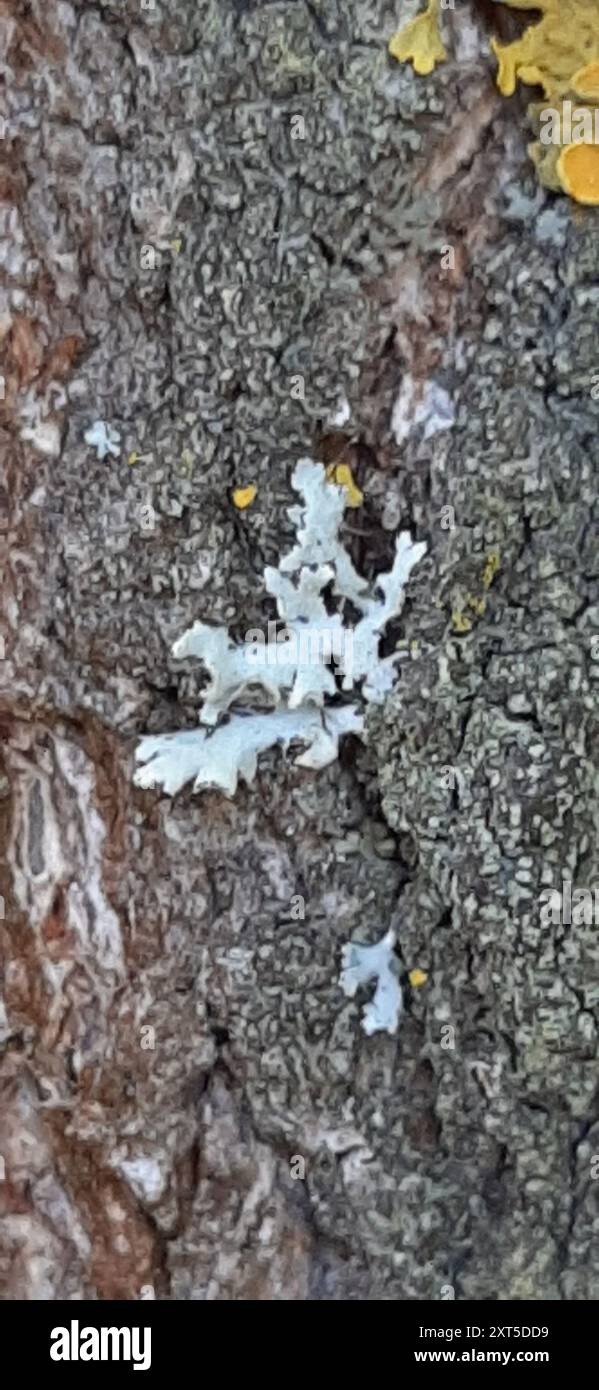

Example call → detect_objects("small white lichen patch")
18 388 63 458
133 458 425 798
391 374 454 445
339 929 403 1036
84 419 121 460
20 418 62 458
117 1155 165 1205
327 391 351 427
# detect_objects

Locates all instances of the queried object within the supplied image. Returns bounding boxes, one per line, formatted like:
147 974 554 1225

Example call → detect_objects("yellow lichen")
452 593 487 632
128 451 138 466
572 60 599 98
171 238 182 255
325 461 364 508
467 594 487 617
557 140 599 202
529 131 561 193
232 484 257 510
491 2 599 201
409 968 428 988
482 551 500 590
452 609 472 634
491 0 599 101
389 0 446 78
528 87 599 198
390 1 599 201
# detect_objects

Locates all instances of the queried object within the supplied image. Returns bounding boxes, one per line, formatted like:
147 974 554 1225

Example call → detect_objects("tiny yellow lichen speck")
452 609 472 634
468 594 487 617
233 484 257 510
482 551 500 590
326 462 364 508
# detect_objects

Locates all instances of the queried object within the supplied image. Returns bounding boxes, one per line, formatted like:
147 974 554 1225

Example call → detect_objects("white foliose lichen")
133 458 426 798
338 929 403 1036
134 706 365 798
84 420 121 460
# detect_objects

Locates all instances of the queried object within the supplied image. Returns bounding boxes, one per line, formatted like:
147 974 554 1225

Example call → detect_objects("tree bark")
1 0 598 1299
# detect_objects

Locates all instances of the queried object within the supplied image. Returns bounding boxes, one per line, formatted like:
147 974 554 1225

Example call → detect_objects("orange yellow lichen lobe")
557 140 599 203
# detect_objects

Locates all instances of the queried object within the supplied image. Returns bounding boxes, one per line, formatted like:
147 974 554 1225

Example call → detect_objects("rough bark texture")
1 0 598 1300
